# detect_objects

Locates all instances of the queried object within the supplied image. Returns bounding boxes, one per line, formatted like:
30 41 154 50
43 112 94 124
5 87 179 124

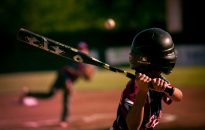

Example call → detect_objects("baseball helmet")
129 28 177 74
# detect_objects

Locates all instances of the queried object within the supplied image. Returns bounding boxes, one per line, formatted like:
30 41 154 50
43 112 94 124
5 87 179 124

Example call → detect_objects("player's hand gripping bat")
17 28 174 96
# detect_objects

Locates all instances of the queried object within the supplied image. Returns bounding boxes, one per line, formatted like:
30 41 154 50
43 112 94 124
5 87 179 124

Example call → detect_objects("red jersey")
111 78 172 130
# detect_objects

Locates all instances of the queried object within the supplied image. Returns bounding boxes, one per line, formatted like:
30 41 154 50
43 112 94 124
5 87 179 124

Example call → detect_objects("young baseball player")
19 42 96 128
110 28 183 130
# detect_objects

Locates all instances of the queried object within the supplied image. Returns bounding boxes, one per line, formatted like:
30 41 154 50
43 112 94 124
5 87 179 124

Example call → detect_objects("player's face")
129 53 162 77
146 70 162 78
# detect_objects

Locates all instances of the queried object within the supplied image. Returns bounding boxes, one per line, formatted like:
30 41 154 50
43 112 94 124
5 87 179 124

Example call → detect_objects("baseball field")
0 66 205 130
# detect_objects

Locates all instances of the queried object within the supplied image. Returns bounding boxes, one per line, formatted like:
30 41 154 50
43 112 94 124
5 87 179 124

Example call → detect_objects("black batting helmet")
129 28 177 74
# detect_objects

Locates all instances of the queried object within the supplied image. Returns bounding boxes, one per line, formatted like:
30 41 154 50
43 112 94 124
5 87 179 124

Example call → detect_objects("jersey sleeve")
121 79 138 116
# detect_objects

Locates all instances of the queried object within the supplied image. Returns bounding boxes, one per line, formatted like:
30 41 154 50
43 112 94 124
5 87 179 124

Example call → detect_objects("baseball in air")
104 18 116 29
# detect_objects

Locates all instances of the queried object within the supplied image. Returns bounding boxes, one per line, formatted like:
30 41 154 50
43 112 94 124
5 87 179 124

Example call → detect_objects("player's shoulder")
123 79 137 93
125 79 134 88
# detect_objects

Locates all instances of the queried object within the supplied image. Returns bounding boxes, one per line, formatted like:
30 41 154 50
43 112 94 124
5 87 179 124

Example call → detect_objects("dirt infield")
1 88 205 130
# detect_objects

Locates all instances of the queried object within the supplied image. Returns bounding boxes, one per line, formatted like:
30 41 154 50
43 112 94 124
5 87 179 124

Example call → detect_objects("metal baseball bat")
17 28 174 95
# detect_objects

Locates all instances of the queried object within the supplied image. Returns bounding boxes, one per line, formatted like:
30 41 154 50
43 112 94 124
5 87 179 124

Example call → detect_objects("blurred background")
1 1 205 130
0 0 205 73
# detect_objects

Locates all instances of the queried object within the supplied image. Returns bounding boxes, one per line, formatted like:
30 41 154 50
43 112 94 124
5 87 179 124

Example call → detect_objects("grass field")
0 66 204 94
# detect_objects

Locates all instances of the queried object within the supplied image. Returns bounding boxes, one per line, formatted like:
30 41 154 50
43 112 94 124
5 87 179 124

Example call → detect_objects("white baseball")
104 18 116 29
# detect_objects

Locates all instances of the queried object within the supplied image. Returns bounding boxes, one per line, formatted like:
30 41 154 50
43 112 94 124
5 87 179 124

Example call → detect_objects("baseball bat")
17 28 174 96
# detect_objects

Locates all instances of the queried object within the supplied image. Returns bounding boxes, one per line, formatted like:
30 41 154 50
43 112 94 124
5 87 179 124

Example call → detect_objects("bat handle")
126 72 136 79
126 72 174 96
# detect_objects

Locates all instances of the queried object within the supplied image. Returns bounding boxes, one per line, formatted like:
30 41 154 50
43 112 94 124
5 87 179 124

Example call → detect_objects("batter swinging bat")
17 28 174 96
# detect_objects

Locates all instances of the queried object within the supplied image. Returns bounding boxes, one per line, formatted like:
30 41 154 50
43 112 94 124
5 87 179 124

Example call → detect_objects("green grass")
164 66 205 87
76 66 205 90
0 66 205 94
75 68 132 90
0 71 57 94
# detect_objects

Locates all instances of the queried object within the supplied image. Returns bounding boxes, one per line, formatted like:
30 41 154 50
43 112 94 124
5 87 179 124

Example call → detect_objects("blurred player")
110 28 183 130
19 41 96 128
